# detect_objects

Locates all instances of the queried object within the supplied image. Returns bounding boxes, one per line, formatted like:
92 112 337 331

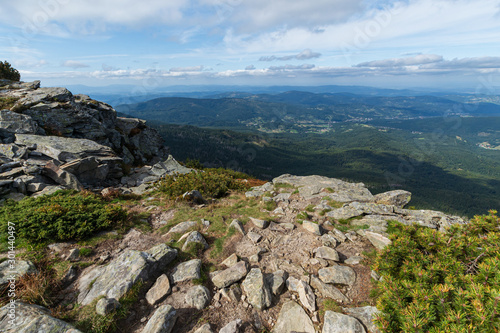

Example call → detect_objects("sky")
1 0 500 91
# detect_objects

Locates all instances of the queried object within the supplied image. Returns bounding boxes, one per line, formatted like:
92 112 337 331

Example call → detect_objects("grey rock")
0 110 38 134
221 253 239 268
265 270 288 296
249 217 269 229
146 243 178 269
43 160 83 190
212 261 248 289
302 220 322 236
171 259 202 284
16 134 118 163
310 275 349 303
78 245 177 305
219 319 242 333
142 304 176 333
373 190 411 208
185 285 211 310
0 302 82 332
344 306 381 333
66 248 80 262
194 323 213 333
0 260 37 287
318 266 356 286
272 174 373 202
321 233 339 248
247 231 262 243
364 231 392 250
219 319 243 333
281 222 295 230
182 231 209 252
150 155 192 177
286 276 316 312
229 219 245 235
61 265 78 286
273 301 315 333
146 274 172 305
96 297 121 316
344 256 363 265
167 221 198 235
322 311 366 333
242 268 272 310
330 228 347 242
315 246 340 261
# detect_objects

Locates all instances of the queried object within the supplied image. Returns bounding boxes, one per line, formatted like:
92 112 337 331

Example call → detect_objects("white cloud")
169 65 204 72
62 60 90 68
357 55 444 67
268 64 316 71
259 49 321 61
245 65 256 70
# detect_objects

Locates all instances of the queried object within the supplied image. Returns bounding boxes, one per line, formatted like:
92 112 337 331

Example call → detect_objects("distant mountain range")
116 91 500 131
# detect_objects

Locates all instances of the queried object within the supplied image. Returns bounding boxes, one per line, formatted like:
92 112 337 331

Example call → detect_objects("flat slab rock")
78 244 177 305
0 302 81 332
318 265 356 286
322 311 366 333
273 301 315 333
171 259 202 284
212 261 248 289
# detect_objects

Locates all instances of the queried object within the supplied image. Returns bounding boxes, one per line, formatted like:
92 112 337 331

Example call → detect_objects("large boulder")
0 302 81 332
77 245 177 305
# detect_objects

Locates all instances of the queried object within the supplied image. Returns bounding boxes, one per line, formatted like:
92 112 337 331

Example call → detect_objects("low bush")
374 210 500 332
156 168 252 199
0 190 127 247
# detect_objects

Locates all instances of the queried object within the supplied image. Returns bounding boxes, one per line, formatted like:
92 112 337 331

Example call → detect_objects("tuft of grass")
305 204 316 213
79 248 93 257
0 96 19 110
319 299 342 318
296 211 310 220
263 200 277 211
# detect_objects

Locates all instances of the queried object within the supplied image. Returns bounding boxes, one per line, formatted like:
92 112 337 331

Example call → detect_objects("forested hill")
116 92 500 131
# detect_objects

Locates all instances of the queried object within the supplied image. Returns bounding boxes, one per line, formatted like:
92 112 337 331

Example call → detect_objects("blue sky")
1 0 500 90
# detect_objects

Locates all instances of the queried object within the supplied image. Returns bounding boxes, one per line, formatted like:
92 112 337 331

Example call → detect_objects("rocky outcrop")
0 80 171 199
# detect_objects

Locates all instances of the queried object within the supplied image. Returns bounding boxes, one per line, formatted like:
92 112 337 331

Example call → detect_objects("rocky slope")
0 81 468 333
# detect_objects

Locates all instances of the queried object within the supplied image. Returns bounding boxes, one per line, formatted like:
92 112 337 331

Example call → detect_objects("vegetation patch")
0 96 19 110
374 211 500 332
156 168 252 199
0 190 127 249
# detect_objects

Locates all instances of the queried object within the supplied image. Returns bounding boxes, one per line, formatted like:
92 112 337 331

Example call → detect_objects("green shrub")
156 168 251 199
0 61 20 81
373 211 500 332
0 190 127 247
